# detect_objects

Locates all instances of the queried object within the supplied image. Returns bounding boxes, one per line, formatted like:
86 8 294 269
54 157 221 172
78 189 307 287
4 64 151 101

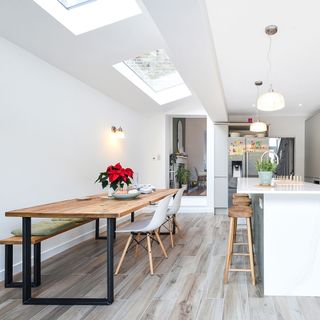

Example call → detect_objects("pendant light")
250 81 267 132
257 25 285 111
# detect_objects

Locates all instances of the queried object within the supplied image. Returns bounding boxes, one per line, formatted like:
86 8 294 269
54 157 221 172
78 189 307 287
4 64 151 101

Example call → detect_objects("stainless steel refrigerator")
228 137 294 206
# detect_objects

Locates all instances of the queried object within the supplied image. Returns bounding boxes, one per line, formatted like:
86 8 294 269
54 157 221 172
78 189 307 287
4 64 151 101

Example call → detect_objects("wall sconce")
111 126 125 139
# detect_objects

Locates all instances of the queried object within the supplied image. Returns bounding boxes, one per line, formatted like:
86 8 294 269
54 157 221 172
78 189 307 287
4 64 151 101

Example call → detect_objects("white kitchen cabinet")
214 124 228 176
214 124 228 210
214 177 228 208
305 113 320 180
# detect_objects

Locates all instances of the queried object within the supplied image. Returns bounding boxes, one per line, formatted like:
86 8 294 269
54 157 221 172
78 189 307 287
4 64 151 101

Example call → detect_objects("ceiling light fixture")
257 25 285 112
250 81 267 133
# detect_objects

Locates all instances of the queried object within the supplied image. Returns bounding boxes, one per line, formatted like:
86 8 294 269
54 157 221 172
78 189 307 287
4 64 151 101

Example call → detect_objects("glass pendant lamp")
250 81 267 133
257 25 285 112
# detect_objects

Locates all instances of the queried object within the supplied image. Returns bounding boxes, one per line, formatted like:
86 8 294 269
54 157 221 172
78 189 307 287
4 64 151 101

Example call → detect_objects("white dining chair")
115 195 172 275
165 188 184 248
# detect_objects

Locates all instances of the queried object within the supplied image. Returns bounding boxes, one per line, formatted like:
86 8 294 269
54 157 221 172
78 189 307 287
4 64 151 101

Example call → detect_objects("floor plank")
0 212 320 320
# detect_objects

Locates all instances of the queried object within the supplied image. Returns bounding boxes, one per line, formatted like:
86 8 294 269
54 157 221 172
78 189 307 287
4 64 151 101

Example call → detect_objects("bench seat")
0 218 94 288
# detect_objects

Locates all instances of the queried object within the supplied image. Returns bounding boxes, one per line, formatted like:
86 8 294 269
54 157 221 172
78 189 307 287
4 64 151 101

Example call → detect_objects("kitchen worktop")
237 177 320 194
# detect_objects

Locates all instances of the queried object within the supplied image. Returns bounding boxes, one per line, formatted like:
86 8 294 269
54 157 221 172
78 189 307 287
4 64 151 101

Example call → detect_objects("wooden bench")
0 218 101 288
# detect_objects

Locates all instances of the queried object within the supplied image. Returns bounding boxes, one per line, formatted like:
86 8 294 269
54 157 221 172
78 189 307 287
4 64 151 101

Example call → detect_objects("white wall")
0 37 146 280
185 118 207 177
229 115 306 176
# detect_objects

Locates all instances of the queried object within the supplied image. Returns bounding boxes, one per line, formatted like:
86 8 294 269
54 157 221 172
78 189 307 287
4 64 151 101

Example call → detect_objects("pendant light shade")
257 25 285 112
250 121 267 133
257 90 285 111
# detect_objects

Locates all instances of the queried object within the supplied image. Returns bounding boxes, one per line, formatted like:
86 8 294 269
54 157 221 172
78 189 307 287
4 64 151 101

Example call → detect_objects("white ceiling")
0 0 228 120
0 0 170 113
3 0 316 118
206 0 320 116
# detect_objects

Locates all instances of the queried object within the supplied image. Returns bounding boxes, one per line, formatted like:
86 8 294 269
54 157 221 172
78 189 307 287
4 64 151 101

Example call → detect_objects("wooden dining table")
5 188 178 306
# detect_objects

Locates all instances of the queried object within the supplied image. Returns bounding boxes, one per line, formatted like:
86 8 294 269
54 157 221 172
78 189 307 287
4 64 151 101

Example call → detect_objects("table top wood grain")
5 189 178 219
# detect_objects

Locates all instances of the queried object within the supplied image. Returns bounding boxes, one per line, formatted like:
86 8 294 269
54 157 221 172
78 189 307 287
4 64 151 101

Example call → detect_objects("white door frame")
165 114 214 212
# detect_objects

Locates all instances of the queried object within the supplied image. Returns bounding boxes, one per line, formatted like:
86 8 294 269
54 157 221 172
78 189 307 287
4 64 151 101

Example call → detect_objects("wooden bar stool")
224 205 255 285
231 194 251 239
232 193 249 198
232 197 251 206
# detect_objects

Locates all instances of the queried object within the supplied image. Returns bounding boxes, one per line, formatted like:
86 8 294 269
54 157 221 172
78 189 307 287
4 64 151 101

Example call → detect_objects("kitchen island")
238 177 320 296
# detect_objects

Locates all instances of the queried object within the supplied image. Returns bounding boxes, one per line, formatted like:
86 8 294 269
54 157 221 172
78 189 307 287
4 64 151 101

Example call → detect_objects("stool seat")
228 206 253 218
233 197 251 206
233 193 249 198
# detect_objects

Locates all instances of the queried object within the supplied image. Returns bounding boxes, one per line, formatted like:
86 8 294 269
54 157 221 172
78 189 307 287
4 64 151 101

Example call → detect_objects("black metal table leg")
131 212 135 222
112 219 116 239
95 218 107 240
21 216 112 305
107 218 115 304
22 217 32 304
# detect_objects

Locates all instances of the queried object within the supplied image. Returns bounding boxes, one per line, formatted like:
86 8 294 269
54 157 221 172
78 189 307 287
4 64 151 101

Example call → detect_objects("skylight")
57 0 94 10
33 0 142 35
113 49 192 105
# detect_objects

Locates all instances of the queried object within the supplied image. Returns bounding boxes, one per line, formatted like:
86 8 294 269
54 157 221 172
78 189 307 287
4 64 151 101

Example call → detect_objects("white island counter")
237 177 320 296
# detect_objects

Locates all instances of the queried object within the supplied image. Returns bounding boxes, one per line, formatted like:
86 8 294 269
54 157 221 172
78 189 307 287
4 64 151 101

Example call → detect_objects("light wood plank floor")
1 213 320 320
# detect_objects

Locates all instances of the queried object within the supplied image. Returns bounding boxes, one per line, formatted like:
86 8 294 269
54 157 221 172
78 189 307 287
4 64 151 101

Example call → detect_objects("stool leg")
33 243 41 287
4 245 13 287
224 217 235 284
246 218 256 285
233 218 237 242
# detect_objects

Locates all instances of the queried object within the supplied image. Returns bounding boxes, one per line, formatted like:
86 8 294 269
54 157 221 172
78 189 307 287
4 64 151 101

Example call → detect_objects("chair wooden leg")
146 234 154 275
169 218 174 248
115 234 132 275
246 218 256 285
155 231 168 258
135 233 141 257
224 217 235 284
174 217 181 233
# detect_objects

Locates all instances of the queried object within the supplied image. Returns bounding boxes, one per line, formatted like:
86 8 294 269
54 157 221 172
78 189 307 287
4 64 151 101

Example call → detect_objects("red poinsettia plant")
95 163 134 191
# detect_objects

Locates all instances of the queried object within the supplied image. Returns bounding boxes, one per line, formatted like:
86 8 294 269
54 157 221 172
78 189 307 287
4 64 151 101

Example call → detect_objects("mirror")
177 120 183 153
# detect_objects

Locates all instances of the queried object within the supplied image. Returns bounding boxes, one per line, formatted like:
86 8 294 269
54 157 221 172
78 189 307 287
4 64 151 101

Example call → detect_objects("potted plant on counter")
256 159 278 185
176 166 190 190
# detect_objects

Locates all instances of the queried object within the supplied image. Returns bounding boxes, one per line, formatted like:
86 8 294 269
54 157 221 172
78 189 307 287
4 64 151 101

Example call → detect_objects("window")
57 0 94 10
114 49 191 105
33 0 142 35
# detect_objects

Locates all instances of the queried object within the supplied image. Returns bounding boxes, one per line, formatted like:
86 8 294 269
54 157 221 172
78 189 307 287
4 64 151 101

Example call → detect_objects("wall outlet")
152 154 161 161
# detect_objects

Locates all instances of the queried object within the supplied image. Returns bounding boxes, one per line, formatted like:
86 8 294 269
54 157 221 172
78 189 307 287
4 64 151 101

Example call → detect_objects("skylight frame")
113 49 192 105
33 0 142 35
57 0 96 10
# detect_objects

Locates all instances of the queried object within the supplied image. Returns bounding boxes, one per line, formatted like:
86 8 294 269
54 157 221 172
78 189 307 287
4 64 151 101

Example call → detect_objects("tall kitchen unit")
305 112 320 184
214 124 229 213
213 123 295 212
228 137 295 206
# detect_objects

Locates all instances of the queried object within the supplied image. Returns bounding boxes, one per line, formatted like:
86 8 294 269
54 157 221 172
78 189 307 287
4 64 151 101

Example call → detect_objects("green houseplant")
256 159 278 185
176 166 190 189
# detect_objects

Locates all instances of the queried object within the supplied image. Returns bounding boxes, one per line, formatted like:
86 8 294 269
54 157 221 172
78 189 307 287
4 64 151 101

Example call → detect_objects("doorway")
169 117 207 196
